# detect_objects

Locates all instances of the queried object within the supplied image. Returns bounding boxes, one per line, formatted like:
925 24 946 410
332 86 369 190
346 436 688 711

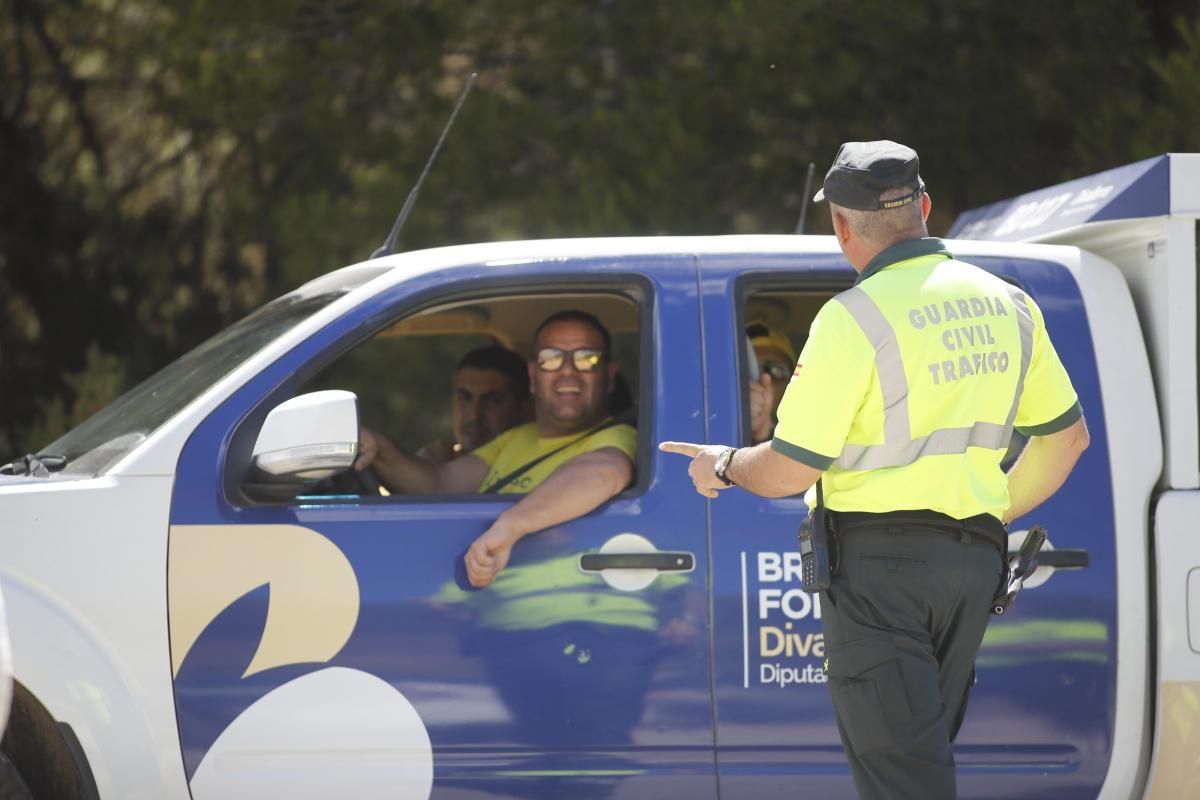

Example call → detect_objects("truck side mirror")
244 390 359 500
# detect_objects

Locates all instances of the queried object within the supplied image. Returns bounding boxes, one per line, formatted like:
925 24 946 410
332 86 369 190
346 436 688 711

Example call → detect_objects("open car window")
297 289 644 501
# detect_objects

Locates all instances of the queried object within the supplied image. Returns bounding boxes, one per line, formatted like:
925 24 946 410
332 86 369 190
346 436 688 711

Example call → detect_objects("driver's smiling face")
530 320 614 437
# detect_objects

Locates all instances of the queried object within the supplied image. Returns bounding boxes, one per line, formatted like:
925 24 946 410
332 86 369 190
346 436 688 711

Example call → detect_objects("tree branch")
19 0 109 180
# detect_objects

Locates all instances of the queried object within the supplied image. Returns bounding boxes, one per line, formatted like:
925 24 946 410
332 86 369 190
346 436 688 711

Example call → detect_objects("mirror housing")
245 390 359 499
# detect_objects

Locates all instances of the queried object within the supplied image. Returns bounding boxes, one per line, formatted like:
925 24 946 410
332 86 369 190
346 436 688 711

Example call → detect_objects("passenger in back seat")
416 345 533 464
747 322 797 443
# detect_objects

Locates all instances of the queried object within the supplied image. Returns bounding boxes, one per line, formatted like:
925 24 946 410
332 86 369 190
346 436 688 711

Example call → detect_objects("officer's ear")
830 209 853 246
921 192 932 222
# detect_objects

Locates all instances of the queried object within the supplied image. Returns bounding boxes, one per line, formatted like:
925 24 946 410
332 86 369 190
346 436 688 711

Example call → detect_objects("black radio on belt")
798 479 834 592
991 525 1048 615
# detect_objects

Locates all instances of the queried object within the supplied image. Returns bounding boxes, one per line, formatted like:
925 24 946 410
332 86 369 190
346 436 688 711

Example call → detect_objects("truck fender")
2 574 187 799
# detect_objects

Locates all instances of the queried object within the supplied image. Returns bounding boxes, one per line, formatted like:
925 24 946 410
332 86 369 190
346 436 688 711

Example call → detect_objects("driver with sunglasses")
355 310 636 588
747 322 798 443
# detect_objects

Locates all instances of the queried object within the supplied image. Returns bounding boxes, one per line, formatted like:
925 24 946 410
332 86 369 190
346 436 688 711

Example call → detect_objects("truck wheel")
0 751 32 800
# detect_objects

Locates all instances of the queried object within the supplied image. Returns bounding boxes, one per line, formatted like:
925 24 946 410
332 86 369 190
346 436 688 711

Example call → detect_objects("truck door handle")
579 552 695 572
1007 548 1089 569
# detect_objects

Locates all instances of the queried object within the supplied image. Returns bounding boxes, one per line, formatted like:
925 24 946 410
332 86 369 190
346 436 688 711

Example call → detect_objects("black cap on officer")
812 140 925 211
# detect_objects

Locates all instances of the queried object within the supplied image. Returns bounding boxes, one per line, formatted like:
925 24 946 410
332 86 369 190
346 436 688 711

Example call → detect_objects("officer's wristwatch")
713 447 737 487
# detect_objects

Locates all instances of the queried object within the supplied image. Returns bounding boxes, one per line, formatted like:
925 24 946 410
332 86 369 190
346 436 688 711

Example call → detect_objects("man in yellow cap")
747 322 797 443
661 140 1089 799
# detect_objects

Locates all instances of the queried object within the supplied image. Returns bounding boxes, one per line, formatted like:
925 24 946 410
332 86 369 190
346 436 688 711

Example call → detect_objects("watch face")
715 448 735 484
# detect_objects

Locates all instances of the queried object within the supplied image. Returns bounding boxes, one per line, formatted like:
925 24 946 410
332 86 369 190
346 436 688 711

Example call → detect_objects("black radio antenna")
371 72 478 259
794 161 816 234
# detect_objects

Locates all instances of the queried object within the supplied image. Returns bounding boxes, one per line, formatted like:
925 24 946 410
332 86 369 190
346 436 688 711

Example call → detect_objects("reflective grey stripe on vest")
831 284 1035 472
1004 291 1035 431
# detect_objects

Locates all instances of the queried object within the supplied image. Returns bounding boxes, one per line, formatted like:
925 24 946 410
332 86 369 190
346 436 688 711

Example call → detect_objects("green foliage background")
2 0 1199 456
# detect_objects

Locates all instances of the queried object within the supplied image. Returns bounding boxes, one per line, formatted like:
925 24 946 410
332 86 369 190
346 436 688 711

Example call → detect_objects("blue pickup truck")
3 154 1198 799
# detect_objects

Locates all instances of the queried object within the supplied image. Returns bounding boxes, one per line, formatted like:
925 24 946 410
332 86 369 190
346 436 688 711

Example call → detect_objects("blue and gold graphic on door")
168 524 434 800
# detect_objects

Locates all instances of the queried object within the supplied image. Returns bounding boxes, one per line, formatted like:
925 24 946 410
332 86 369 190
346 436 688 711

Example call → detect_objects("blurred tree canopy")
1 0 1198 456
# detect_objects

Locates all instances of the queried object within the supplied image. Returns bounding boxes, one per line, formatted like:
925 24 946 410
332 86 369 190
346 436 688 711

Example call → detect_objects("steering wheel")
312 464 383 496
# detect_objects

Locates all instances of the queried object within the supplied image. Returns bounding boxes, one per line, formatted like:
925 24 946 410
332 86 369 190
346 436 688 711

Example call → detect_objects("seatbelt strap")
482 417 624 494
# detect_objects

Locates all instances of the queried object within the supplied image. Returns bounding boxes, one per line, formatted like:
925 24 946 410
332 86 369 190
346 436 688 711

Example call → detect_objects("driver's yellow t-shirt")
473 420 637 494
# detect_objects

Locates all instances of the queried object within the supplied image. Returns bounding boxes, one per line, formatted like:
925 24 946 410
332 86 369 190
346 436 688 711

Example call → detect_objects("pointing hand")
658 441 733 499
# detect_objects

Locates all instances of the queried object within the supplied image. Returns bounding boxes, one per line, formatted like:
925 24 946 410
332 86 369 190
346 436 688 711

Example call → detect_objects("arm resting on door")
465 447 634 588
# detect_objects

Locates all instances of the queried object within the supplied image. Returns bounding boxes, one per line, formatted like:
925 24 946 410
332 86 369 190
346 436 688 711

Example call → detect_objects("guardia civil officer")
661 140 1090 799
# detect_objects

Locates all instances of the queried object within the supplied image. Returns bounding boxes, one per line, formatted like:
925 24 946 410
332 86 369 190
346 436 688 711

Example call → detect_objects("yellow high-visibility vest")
773 237 1081 520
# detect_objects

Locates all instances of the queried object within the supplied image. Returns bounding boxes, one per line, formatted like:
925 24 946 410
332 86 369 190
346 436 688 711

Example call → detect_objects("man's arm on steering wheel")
357 427 487 494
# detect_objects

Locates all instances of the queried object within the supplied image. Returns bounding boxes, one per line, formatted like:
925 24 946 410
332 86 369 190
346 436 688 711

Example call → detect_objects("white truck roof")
952 153 1200 490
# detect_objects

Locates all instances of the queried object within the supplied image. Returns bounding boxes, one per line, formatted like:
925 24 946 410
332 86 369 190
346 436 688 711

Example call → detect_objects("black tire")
0 750 33 800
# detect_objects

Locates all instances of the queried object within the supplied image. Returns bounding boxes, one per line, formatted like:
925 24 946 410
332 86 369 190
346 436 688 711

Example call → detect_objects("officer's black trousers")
821 525 1004 800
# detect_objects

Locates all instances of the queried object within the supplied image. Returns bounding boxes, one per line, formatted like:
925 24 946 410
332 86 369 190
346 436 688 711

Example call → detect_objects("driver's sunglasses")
536 347 605 373
761 360 792 381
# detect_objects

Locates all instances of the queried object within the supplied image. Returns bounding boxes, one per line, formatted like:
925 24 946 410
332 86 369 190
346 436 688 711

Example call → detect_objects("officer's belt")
830 509 1007 557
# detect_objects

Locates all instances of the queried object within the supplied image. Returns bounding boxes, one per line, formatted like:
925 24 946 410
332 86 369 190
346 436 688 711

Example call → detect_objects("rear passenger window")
741 288 835 445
